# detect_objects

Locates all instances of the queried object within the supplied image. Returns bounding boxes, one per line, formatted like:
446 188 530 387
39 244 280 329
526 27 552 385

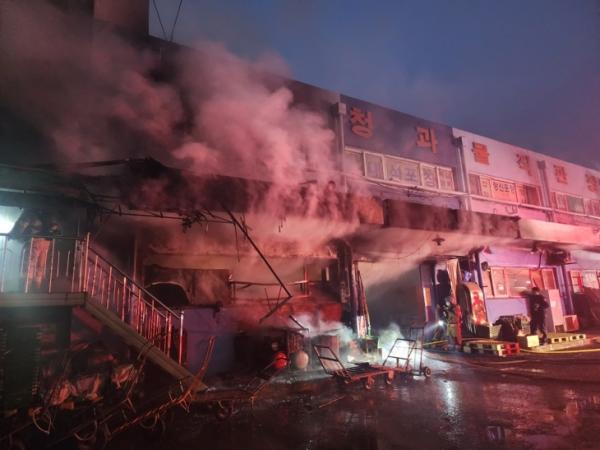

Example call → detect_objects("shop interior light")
0 206 22 234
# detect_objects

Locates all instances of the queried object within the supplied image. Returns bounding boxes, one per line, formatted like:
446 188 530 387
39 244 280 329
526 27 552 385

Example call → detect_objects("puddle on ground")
108 371 600 450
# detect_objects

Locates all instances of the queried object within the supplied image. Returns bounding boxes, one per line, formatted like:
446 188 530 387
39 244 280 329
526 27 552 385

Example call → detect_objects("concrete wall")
342 95 459 170
457 128 543 186
455 128 550 219
455 127 600 226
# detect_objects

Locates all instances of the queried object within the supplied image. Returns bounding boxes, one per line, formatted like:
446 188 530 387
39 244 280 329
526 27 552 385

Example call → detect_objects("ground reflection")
109 366 600 450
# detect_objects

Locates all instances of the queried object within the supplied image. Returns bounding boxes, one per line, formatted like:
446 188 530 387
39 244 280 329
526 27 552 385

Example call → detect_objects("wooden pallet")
462 340 520 357
547 333 586 344
547 335 569 344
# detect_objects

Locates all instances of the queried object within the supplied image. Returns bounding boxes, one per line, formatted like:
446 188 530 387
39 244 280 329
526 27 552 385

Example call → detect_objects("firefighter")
527 287 549 345
446 297 463 350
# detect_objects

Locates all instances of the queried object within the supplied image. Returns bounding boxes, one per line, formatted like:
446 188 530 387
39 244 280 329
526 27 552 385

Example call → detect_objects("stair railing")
81 236 185 365
0 233 185 366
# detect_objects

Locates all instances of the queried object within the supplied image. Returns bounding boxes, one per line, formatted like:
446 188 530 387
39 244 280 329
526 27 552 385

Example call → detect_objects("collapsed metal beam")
219 203 294 322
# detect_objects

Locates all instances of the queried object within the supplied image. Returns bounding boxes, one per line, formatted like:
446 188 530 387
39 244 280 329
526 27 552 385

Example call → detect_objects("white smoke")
0 1 362 252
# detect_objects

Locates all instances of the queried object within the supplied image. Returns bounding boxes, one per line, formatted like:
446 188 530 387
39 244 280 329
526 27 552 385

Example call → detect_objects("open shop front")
477 245 570 339
565 250 600 330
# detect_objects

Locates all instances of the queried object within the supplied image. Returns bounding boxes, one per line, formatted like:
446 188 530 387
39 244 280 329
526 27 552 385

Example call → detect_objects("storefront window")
364 153 384 179
567 195 585 214
421 165 438 189
482 270 494 298
570 271 583 293
469 174 482 196
542 269 557 290
491 268 507 297
480 177 492 197
506 268 531 297
531 269 543 289
343 147 455 192
491 179 518 203
586 199 600 217
437 167 455 191
486 267 557 298
470 174 540 204
583 271 600 289
553 192 568 211
517 184 541 206
344 150 364 176
385 157 420 185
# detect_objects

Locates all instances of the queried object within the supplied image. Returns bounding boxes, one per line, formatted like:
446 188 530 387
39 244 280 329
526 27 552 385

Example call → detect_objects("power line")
169 0 184 42
152 0 167 40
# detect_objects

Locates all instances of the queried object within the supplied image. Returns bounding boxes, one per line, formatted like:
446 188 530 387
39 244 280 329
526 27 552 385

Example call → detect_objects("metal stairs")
0 233 203 389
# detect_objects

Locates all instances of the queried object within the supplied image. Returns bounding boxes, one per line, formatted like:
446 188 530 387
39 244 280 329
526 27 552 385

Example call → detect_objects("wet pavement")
109 356 600 450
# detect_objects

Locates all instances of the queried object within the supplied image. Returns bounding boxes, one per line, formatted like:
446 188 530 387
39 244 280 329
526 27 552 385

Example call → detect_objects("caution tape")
423 337 482 347
521 347 600 354
422 340 446 347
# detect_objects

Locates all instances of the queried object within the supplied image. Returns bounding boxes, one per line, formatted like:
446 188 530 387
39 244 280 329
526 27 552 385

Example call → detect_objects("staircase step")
83 299 204 390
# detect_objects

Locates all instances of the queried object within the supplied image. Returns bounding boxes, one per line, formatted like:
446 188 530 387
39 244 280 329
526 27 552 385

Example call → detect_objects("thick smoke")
0 2 336 181
293 312 408 364
0 1 360 252
0 1 183 162
173 43 336 184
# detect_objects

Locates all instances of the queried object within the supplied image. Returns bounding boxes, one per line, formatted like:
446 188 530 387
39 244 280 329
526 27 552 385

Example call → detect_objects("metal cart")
382 328 431 378
313 344 395 390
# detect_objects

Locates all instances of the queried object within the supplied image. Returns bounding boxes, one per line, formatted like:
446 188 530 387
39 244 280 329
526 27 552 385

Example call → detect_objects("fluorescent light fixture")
0 206 22 234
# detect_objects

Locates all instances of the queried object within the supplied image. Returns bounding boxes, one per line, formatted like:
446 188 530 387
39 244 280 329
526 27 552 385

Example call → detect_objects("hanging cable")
169 0 184 42
152 0 168 40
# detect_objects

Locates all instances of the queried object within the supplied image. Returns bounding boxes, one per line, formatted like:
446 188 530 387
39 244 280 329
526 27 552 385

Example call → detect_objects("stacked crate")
462 340 521 357
546 332 587 344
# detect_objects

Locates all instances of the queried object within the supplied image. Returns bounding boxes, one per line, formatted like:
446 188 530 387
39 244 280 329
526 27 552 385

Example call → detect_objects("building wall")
455 127 600 226
340 95 464 210
455 128 551 220
541 153 600 226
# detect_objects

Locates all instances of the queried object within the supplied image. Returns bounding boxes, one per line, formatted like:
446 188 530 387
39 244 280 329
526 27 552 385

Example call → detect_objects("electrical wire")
169 0 184 42
152 0 167 40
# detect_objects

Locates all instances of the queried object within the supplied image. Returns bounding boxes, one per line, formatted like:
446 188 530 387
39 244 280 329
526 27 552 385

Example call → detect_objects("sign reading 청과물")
341 95 458 169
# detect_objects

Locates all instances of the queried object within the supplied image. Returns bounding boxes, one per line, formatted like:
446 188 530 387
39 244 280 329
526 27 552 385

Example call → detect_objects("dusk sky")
150 0 600 168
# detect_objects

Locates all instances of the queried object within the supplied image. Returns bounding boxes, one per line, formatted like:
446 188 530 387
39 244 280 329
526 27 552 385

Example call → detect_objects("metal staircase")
0 233 201 388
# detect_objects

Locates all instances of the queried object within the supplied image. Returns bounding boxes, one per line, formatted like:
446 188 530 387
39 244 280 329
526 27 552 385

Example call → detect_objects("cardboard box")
517 335 539 348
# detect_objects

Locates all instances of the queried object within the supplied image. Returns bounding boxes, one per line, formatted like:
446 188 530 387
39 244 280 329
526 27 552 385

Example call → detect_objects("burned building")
1 1 600 445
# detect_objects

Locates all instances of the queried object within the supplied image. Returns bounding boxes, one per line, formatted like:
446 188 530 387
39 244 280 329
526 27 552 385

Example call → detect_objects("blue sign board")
341 95 458 169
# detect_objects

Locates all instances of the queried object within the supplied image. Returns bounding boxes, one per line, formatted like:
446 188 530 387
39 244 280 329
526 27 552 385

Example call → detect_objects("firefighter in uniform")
445 297 463 350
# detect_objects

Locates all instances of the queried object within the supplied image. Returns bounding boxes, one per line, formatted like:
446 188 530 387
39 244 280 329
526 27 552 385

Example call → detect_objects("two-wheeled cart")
382 327 431 378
